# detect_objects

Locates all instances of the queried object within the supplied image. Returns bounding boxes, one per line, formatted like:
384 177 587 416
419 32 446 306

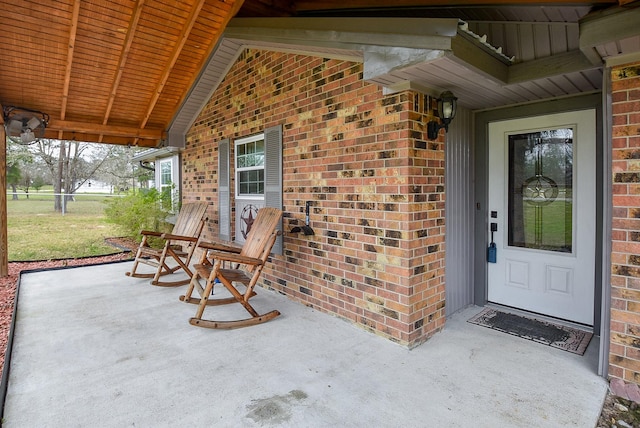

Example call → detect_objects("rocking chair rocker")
180 207 282 329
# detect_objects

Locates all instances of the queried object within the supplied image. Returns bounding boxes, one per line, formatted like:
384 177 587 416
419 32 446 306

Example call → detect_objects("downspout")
139 160 155 172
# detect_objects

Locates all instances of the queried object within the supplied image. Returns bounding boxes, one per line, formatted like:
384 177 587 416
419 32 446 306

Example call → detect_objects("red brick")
183 49 445 347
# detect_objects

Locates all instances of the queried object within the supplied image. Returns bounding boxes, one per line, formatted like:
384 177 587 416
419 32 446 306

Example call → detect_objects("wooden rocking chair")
126 201 208 286
180 207 282 329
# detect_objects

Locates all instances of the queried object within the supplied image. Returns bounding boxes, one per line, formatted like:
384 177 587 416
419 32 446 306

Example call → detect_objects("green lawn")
7 194 127 261
521 200 572 252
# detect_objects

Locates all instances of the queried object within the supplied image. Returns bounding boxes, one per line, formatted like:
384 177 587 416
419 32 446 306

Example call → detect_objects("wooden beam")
103 0 145 126
47 119 165 140
173 0 243 121
236 0 292 16
508 50 598 84
0 122 7 277
450 30 509 84
59 0 81 122
293 0 617 11
580 5 640 57
97 0 146 144
226 17 458 49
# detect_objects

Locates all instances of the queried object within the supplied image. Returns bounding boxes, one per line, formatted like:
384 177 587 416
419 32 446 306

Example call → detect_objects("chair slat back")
240 207 282 260
172 202 208 238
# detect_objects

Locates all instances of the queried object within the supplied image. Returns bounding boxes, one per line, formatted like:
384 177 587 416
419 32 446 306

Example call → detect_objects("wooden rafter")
99 0 147 143
58 0 81 140
292 0 618 10
139 0 206 131
173 0 242 120
0 0 243 147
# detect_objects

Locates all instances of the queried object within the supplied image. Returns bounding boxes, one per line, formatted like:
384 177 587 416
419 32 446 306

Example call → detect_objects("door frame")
487 111 596 324
473 94 606 359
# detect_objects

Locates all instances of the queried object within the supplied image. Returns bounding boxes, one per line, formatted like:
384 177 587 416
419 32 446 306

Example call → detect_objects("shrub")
104 189 172 242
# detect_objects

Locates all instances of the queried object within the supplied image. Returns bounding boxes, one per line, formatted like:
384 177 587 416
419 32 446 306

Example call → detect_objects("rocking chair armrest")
139 230 163 237
198 241 243 253
160 232 199 242
205 250 264 266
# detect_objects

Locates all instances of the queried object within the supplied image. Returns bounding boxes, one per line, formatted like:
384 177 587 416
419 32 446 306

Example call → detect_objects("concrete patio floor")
3 261 607 427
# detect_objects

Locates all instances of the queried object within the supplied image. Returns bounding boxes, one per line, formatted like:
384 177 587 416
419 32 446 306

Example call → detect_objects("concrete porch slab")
3 261 607 427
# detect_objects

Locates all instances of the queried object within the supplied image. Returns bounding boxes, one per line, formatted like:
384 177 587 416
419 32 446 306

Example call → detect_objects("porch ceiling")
1 1 637 147
0 0 242 147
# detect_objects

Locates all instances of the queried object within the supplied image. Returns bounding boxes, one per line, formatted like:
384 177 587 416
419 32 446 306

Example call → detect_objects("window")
235 134 265 198
158 158 174 210
159 159 172 188
219 125 283 254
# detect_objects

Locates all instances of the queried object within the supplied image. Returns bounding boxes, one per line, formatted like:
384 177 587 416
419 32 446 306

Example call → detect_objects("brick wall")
610 61 640 382
183 49 446 347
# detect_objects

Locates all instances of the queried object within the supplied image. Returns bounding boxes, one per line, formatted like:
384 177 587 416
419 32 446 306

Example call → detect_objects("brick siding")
183 49 446 346
610 61 640 382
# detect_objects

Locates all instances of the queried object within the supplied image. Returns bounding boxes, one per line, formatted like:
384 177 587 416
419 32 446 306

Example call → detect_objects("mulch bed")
0 237 138 375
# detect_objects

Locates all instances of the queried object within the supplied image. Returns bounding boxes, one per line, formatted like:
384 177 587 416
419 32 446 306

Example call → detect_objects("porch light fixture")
2 105 49 145
427 91 457 140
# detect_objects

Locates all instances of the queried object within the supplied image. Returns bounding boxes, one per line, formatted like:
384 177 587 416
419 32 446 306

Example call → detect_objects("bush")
104 189 172 242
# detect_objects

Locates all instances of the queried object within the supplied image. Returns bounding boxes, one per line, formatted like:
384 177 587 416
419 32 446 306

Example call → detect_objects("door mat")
467 308 593 355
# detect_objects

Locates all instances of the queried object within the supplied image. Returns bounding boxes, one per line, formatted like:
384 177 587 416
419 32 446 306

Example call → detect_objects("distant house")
132 147 181 210
74 180 111 194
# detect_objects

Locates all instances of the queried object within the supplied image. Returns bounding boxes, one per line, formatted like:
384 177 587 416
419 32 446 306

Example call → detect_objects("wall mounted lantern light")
427 91 457 140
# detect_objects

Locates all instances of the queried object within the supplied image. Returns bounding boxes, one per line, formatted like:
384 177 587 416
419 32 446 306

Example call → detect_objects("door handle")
488 222 497 263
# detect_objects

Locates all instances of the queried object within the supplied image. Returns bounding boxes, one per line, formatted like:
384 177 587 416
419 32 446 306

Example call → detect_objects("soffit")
169 14 602 138
579 3 640 64
171 2 640 138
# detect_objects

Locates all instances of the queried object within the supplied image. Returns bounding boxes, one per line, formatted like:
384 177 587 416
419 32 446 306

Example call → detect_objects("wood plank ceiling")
0 0 625 147
0 0 243 147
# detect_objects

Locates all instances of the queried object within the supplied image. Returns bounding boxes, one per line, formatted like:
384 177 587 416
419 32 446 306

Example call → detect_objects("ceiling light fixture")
2 105 49 145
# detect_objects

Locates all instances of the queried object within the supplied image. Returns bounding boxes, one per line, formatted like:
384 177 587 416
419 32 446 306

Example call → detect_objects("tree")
31 176 46 192
6 164 21 200
5 140 34 200
9 138 143 211
33 139 116 211
94 146 155 194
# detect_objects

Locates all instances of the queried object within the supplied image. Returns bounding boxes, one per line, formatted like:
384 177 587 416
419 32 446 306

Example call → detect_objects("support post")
0 124 7 277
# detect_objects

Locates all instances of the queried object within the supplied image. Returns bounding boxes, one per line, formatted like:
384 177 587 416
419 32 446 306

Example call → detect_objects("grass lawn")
520 199 572 251
7 194 127 261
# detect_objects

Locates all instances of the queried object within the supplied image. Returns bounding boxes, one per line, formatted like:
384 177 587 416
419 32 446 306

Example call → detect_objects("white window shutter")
264 124 283 254
218 139 231 241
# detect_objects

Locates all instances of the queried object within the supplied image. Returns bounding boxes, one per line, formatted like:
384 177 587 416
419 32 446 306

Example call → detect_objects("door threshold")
486 302 594 333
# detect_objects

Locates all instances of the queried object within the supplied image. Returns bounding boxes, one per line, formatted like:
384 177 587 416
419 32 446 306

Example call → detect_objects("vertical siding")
445 106 474 316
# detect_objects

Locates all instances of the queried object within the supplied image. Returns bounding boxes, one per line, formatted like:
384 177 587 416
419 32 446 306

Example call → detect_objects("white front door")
487 110 596 325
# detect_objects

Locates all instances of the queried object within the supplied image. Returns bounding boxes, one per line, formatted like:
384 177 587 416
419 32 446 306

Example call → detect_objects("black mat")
468 308 592 355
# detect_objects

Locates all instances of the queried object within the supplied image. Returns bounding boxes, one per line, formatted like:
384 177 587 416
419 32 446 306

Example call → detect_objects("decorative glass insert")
236 135 265 196
507 129 573 253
